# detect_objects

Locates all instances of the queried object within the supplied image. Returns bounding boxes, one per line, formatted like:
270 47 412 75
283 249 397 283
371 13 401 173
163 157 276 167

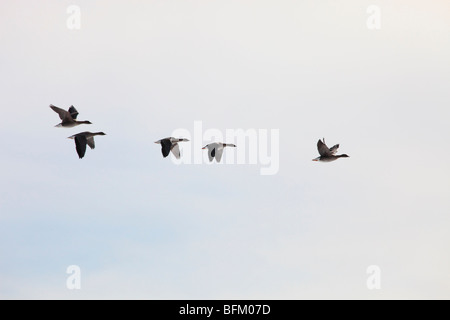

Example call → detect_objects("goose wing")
74 135 87 159
207 146 214 162
68 106 79 120
330 144 339 154
208 147 216 162
87 137 95 149
160 139 172 158
214 146 225 162
50 105 70 121
317 139 332 156
329 144 339 155
170 143 181 159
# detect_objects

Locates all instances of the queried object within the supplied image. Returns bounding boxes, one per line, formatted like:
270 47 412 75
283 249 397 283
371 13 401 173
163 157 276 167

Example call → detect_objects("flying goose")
202 142 236 162
50 104 92 128
155 137 189 159
68 131 106 159
313 138 349 162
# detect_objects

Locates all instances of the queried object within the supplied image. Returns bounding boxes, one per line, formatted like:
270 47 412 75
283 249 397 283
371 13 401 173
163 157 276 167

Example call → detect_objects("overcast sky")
1 0 449 299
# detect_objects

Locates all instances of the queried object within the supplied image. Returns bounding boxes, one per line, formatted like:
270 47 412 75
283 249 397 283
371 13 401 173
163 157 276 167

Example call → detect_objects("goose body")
313 138 349 162
50 104 92 128
202 142 236 162
155 137 189 159
68 131 106 159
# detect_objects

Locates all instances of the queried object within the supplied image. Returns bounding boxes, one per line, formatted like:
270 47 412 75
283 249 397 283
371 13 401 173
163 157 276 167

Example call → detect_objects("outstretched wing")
207 147 215 162
329 144 339 155
208 147 216 161
50 104 69 121
74 135 87 159
87 137 95 149
68 106 79 120
160 139 172 158
317 139 332 156
214 147 224 162
170 143 181 159
330 144 339 154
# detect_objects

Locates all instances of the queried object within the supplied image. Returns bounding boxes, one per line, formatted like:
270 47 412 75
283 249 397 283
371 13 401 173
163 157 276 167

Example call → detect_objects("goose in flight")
313 138 349 162
68 131 106 159
155 137 189 159
202 142 236 162
50 104 92 128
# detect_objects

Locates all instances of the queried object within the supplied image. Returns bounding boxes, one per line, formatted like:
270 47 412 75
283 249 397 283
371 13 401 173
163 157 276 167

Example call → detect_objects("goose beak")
202 147 206 149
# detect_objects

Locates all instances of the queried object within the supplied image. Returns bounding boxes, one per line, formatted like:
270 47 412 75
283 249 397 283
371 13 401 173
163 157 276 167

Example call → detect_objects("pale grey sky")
0 0 449 299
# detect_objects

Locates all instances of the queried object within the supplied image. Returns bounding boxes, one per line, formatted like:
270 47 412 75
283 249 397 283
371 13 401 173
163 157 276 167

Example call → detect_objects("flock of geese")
50 105 350 162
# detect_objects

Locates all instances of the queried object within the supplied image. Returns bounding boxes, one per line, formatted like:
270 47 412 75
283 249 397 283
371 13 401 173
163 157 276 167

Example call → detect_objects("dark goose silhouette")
68 132 106 159
50 104 92 128
313 138 349 162
154 137 189 159
202 142 236 162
